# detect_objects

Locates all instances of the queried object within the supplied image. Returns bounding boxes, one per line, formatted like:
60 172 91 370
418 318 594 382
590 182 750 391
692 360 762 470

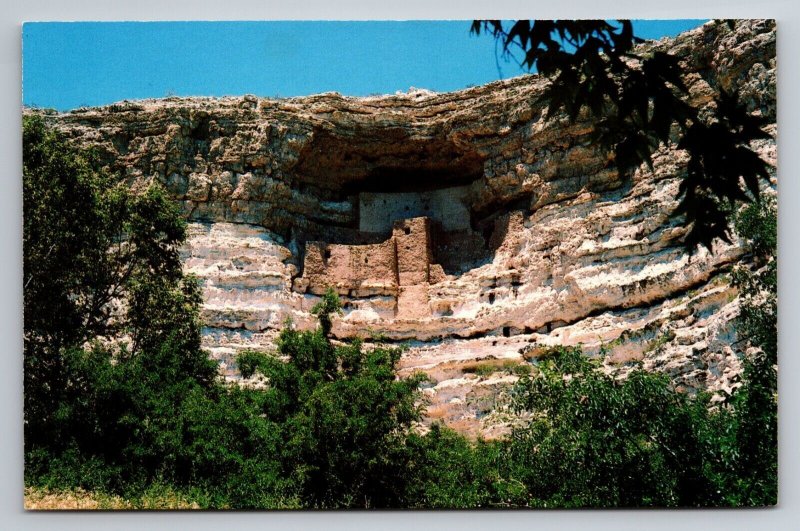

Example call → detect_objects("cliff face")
35 20 776 437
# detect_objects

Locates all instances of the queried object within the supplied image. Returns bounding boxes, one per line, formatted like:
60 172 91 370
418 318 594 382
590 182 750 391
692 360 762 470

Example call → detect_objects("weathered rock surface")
30 20 776 437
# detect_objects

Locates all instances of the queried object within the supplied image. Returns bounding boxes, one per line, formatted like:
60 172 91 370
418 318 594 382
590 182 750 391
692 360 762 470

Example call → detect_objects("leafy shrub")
507 347 720 507
234 288 427 508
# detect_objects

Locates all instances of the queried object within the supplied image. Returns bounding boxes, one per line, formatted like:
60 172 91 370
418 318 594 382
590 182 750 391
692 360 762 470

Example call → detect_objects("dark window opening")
502 326 511 337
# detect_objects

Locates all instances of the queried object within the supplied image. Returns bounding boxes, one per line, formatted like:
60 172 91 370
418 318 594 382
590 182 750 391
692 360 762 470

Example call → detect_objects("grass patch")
643 331 675 355
24 485 202 510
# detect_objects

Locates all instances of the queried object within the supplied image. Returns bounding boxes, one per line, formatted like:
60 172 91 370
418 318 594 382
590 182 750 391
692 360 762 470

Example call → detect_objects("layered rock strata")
32 19 776 437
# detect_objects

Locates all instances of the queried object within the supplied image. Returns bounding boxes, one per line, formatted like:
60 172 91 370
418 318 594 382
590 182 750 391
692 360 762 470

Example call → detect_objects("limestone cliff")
30 19 776 437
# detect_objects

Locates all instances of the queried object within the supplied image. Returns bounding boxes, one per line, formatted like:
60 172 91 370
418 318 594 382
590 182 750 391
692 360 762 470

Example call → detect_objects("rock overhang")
28 19 777 437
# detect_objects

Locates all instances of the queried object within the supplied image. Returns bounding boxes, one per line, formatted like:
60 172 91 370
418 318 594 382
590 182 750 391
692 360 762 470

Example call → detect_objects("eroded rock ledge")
31 19 776 437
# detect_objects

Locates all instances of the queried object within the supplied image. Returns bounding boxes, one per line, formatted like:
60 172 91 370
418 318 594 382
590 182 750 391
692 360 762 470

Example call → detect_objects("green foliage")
471 20 772 250
733 198 777 364
23 114 215 455
463 362 499 377
507 347 719 507
311 287 343 337
235 349 272 379
23 116 286 508
718 197 778 506
403 342 778 509
502 324 776 508
235 294 426 508
405 424 528 508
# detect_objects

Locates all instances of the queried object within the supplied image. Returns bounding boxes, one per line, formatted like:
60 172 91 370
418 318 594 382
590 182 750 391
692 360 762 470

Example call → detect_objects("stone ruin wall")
297 239 398 298
296 217 449 320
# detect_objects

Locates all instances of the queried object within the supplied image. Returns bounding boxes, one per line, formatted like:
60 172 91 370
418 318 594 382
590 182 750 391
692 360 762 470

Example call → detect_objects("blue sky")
22 20 706 111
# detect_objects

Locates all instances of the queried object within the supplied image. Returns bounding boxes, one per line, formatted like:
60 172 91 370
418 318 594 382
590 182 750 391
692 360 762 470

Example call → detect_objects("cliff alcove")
285 129 509 277
282 130 519 278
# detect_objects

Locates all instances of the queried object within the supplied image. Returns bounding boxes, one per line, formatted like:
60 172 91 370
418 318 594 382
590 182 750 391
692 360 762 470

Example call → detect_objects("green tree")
472 20 771 249
404 424 528 509
23 115 218 487
506 347 720 507
733 198 777 364
718 198 777 505
236 288 426 508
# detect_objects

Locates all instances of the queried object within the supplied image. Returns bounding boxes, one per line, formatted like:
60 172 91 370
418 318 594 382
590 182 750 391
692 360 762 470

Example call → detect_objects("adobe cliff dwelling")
31 20 776 437
296 216 452 320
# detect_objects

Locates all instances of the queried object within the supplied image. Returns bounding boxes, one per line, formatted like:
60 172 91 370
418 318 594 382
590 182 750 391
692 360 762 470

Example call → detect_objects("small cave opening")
190 120 210 141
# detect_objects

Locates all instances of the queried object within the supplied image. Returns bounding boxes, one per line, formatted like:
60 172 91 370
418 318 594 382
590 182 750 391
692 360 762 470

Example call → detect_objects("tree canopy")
471 20 772 249
23 115 217 454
